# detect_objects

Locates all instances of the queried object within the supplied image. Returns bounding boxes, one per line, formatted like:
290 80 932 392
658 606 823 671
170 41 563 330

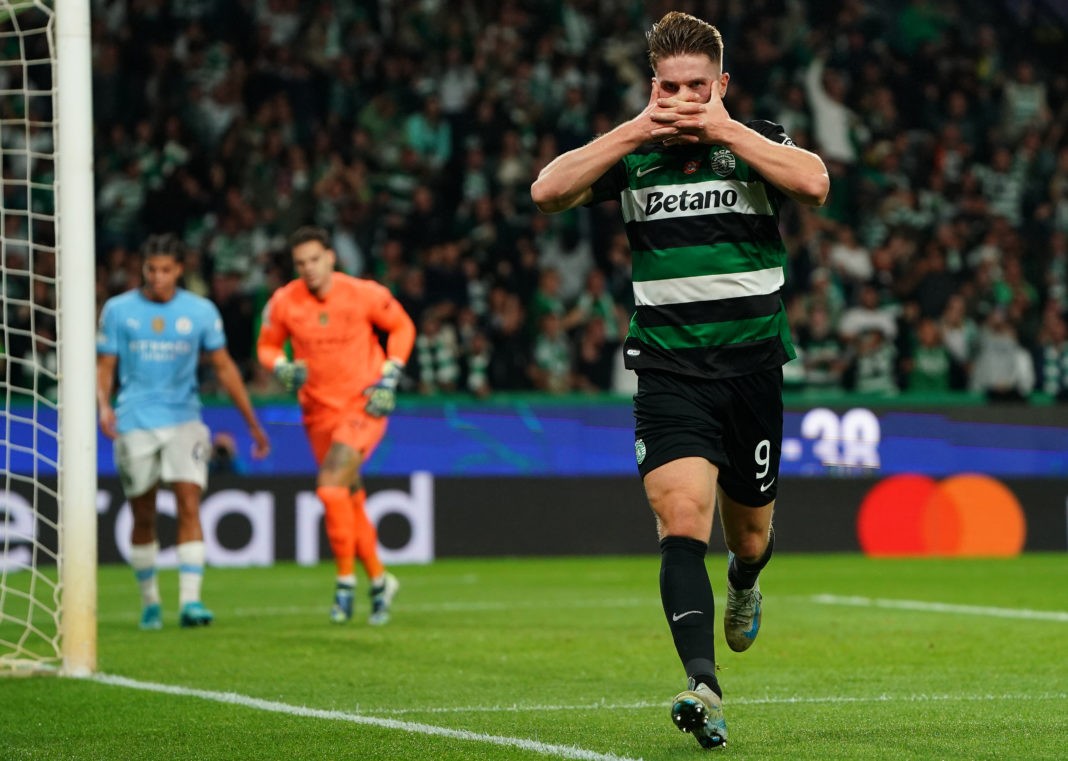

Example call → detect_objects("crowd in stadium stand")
5 1 1068 403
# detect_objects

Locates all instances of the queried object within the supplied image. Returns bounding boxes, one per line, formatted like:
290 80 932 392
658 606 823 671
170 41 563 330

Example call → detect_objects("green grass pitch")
2 554 1066 760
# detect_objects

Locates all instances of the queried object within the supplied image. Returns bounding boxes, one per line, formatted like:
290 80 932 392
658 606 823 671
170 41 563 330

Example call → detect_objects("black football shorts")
632 367 783 506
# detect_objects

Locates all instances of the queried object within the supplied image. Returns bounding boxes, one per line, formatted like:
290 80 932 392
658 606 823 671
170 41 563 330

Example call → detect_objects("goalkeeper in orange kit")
257 226 416 625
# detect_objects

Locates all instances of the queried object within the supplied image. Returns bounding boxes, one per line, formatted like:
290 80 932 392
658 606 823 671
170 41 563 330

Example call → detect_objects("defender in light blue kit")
97 234 270 630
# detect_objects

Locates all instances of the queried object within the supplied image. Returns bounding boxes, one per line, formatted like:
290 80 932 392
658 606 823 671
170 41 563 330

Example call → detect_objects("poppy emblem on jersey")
319 311 329 325
635 438 647 465
683 160 700 175
176 317 193 335
151 317 165 333
710 149 735 177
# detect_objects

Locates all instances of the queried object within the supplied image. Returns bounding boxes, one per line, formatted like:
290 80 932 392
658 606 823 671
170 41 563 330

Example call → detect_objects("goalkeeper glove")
273 358 308 393
363 359 404 418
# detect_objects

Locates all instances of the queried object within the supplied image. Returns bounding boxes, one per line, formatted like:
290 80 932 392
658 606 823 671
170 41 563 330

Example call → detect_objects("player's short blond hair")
646 11 724 72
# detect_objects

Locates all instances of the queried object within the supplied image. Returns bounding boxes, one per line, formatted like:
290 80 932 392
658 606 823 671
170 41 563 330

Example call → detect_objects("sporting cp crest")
710 148 736 177
635 438 647 465
318 311 329 325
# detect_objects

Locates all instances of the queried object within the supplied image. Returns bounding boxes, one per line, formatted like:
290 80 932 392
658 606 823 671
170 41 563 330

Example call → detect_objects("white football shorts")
114 420 211 497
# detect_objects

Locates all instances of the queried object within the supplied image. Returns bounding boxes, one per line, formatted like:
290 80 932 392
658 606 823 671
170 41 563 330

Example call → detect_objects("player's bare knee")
653 499 713 540
729 532 769 563
129 497 156 527
131 513 156 535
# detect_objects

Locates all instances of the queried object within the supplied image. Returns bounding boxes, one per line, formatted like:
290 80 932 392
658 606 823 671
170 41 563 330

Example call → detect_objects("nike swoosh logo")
760 478 776 492
672 610 702 621
636 165 663 178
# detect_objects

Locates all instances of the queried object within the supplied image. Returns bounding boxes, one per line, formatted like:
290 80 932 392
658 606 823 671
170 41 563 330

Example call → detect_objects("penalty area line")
90 674 642 761
812 594 1068 622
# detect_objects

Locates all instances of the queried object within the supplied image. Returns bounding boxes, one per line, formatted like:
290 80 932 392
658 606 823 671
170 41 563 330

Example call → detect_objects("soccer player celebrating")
96 234 271 630
530 11 829 749
257 227 416 625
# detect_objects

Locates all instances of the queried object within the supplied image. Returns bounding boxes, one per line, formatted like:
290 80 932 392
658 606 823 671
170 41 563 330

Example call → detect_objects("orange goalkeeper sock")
351 489 385 580
318 486 356 578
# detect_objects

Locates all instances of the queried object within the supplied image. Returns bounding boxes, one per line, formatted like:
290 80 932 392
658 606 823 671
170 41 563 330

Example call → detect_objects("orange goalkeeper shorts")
303 406 388 466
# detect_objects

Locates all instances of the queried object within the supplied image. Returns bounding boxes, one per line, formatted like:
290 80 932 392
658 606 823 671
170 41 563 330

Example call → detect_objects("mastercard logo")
857 474 1026 557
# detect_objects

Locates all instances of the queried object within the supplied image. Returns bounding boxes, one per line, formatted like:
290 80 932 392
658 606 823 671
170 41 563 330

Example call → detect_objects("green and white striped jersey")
589 120 797 379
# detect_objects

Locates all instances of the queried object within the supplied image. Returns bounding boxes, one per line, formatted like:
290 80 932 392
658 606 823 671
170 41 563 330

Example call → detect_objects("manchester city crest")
711 148 736 177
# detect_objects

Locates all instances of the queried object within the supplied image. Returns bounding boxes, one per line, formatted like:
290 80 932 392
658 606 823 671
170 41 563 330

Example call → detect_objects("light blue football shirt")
97 288 227 433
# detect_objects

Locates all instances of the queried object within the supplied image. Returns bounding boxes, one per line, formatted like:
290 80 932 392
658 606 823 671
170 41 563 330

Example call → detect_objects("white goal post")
0 0 96 676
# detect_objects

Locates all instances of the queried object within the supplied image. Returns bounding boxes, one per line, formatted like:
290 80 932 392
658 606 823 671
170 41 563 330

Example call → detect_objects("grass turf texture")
2 554 1066 760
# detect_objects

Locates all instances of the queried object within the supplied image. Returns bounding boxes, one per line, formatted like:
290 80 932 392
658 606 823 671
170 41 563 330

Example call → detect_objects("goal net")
1 0 96 676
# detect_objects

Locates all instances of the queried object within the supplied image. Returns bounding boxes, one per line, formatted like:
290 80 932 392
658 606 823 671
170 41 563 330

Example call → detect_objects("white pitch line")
102 594 1068 626
374 691 1068 716
103 592 1068 625
812 594 1068 622
89 674 643 761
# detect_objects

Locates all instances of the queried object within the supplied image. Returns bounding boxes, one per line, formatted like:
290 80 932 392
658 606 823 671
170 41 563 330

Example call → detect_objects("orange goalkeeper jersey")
257 273 415 415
